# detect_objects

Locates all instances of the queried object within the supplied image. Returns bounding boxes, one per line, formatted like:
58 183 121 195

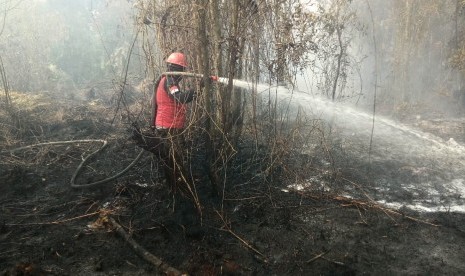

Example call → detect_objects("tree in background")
449 0 465 99
358 0 465 117
0 0 136 94
0 0 25 107
134 0 329 198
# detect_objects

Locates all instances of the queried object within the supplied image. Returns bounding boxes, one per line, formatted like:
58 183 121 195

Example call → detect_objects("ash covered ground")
1 91 465 275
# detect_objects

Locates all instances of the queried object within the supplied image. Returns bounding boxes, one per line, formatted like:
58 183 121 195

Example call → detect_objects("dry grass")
0 91 119 169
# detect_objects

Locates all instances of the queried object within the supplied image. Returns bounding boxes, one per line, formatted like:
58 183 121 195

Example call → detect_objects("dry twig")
215 210 268 263
295 190 440 227
5 211 100 226
108 216 185 276
332 195 440 227
306 250 330 264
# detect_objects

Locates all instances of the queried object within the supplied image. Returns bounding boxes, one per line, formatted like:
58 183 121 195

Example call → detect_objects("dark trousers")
156 128 193 197
132 126 194 199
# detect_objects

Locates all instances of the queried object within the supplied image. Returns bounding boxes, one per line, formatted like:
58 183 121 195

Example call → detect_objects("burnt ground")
1 91 465 275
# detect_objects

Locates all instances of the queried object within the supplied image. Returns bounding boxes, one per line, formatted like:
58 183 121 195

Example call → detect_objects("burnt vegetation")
1 0 465 275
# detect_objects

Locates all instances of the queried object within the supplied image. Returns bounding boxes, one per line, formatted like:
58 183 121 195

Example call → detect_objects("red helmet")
166 52 187 68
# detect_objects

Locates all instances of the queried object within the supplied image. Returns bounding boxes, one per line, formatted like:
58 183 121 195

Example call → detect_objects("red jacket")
154 76 195 129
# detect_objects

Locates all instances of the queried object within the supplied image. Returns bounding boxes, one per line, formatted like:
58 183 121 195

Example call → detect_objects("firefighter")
153 52 199 198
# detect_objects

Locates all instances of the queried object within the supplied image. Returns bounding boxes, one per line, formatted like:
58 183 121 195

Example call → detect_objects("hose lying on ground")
2 139 145 189
3 139 108 153
71 146 144 189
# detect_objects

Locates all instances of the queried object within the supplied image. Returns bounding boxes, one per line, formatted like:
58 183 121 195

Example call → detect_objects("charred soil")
1 92 465 275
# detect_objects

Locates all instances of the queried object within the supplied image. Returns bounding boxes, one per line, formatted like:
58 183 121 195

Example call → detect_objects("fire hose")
2 140 145 189
162 71 219 82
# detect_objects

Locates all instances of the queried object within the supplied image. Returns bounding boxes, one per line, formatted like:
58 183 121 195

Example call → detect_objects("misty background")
1 0 465 119
1 0 143 99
